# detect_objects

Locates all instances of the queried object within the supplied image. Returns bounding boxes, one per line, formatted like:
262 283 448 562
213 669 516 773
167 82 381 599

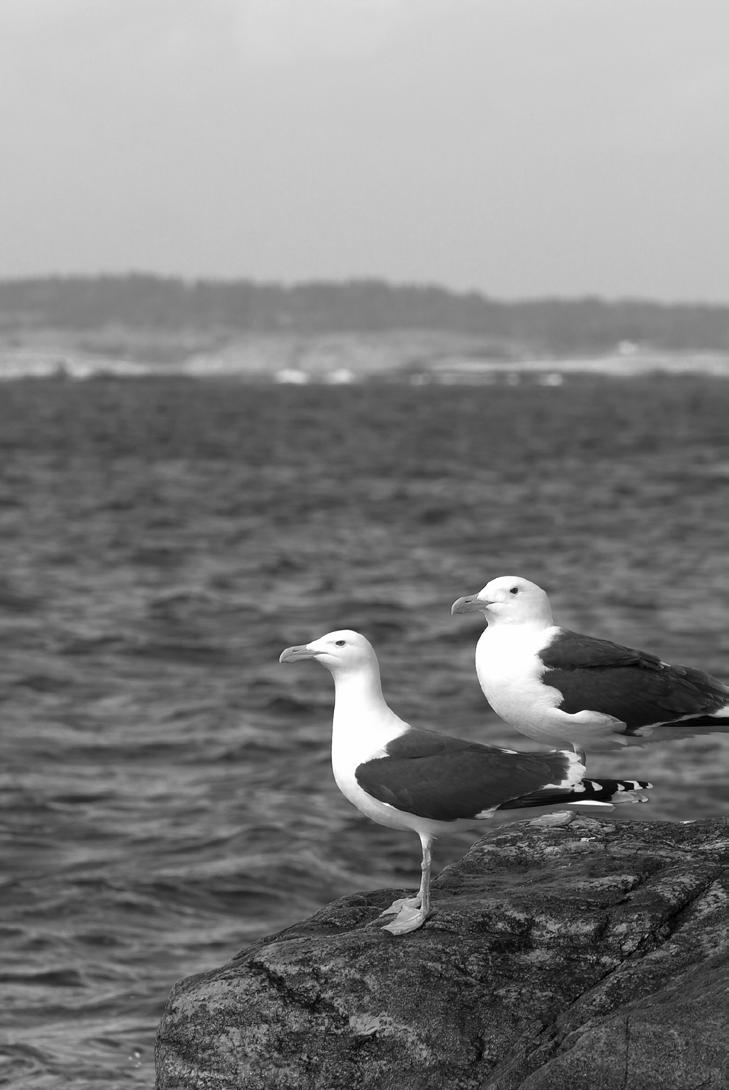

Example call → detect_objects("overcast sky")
2 0 728 300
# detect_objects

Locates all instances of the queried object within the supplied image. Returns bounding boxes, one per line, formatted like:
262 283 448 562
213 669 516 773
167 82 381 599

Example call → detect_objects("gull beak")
450 594 488 615
279 644 320 663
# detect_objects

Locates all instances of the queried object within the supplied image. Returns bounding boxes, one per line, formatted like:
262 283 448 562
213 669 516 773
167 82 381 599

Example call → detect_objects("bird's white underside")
475 622 729 749
476 624 633 748
330 688 454 835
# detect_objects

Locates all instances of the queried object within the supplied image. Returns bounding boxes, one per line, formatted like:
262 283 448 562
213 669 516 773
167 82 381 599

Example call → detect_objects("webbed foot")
379 895 421 918
381 904 430 934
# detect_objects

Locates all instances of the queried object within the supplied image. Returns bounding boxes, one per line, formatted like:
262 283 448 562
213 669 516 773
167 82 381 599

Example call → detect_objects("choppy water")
1 374 729 1088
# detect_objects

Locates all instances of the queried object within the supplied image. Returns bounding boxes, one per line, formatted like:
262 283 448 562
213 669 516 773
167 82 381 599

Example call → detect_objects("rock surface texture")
156 816 729 1090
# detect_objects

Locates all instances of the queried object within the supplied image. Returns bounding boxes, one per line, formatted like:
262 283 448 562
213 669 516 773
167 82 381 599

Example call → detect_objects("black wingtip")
583 777 654 803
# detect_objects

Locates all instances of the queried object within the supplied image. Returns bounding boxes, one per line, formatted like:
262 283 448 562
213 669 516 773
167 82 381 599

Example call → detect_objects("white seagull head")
451 575 554 627
279 629 377 676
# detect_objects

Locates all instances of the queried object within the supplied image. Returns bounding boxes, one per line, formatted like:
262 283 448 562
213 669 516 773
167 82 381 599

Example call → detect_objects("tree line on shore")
1 274 728 354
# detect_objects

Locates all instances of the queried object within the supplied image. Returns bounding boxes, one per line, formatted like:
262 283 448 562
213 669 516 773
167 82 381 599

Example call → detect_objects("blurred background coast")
2 2 729 1088
3 275 729 382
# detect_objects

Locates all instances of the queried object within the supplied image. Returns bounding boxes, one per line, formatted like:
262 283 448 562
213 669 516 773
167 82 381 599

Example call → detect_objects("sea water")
1 374 728 1088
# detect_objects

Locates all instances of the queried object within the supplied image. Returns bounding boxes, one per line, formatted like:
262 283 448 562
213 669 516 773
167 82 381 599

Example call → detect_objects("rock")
156 816 729 1090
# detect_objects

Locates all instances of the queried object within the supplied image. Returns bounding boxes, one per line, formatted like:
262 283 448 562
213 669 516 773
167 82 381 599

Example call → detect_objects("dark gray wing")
355 728 575 821
541 629 729 731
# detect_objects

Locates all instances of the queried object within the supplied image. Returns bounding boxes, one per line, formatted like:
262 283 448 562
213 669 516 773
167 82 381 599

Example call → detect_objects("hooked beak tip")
279 645 317 664
450 595 485 616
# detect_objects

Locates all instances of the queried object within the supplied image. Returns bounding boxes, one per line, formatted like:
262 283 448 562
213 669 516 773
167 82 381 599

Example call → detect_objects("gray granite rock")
156 816 729 1090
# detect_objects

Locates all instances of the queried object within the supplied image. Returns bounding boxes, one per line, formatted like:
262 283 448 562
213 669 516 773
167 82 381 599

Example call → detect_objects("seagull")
451 575 729 751
279 629 652 935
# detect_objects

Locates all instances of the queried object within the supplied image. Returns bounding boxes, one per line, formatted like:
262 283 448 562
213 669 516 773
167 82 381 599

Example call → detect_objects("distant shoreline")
1 275 729 362
1 330 728 384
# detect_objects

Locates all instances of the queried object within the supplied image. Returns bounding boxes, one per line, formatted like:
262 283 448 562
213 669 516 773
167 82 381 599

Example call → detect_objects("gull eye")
509 586 519 595
335 639 346 646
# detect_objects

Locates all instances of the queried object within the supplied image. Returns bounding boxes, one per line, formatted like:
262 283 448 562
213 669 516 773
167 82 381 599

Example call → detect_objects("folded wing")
355 728 580 821
541 630 729 732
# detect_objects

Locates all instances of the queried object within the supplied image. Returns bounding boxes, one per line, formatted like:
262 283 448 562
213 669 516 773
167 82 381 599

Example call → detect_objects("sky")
2 0 729 301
